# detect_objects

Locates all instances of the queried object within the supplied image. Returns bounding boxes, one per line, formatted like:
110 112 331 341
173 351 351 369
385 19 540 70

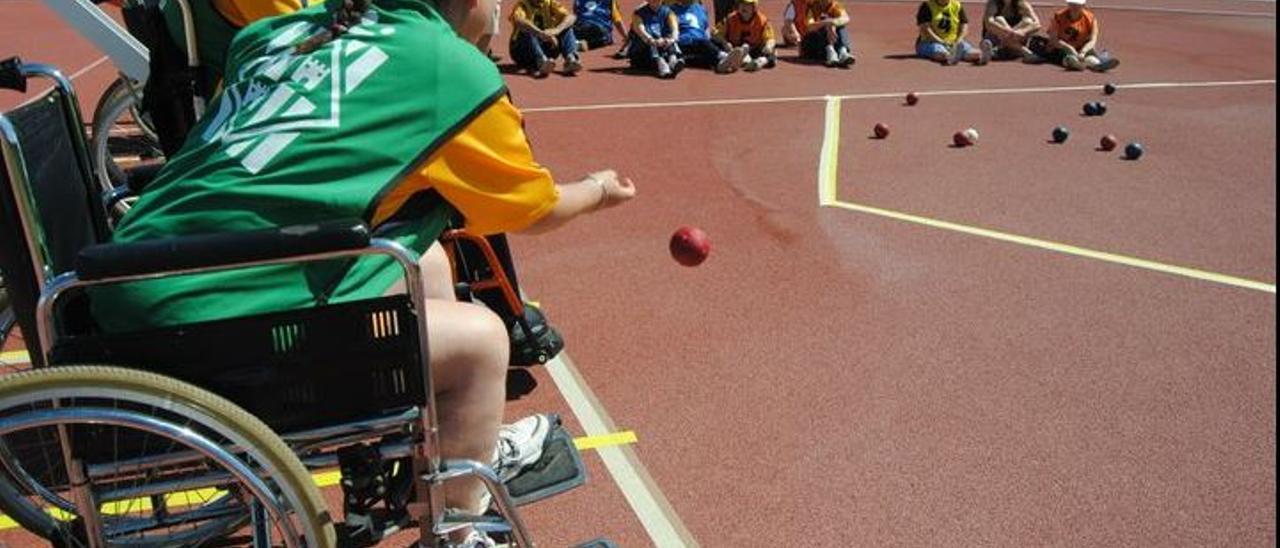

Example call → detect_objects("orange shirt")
805 0 847 29
1053 7 1095 50
718 10 776 48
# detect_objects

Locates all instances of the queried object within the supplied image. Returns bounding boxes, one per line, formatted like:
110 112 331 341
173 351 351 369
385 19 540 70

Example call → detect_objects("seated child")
916 0 992 65
670 0 745 73
982 0 1041 60
716 0 778 71
629 0 685 78
1041 0 1119 71
510 0 584 77
573 0 630 57
800 0 855 67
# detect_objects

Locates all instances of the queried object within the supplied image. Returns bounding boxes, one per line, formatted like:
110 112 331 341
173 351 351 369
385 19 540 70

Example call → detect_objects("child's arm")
666 12 680 43
511 5 547 36
632 16 657 44
1080 16 1098 53
826 6 850 27
612 0 628 40
546 3 577 36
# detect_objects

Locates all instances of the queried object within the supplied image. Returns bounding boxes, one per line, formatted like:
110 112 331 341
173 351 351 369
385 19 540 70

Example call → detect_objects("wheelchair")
0 57 604 547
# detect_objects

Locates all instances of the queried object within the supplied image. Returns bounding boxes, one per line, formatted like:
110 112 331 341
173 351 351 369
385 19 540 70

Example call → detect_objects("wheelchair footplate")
507 420 587 506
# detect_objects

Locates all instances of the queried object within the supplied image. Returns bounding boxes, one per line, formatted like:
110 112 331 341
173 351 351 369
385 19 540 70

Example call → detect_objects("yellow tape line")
573 430 638 451
818 96 842 206
0 432 637 531
1 350 31 364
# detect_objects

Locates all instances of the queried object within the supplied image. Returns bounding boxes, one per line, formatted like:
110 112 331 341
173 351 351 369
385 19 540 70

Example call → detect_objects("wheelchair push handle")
0 57 27 93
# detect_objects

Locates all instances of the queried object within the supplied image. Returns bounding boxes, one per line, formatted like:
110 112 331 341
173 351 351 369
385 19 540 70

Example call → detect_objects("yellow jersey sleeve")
510 2 530 25
212 0 304 27
372 96 559 235
612 0 624 25
551 0 571 22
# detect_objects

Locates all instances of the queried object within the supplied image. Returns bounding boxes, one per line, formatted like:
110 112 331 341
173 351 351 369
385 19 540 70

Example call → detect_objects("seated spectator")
670 0 745 73
628 0 684 78
573 0 630 57
1038 0 1119 71
800 0 855 67
717 0 778 71
982 0 1041 60
510 0 584 76
916 0 991 65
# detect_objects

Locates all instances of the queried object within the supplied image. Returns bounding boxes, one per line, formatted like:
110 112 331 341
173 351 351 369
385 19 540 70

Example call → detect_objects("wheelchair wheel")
0 366 337 547
90 77 161 218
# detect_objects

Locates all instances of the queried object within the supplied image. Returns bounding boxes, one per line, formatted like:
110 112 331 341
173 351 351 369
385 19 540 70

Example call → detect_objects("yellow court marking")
0 431 639 531
573 430 638 451
826 199 1276 294
1 350 30 364
818 96 842 206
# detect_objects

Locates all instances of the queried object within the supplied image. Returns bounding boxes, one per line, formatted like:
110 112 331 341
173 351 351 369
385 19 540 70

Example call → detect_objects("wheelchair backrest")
0 88 110 365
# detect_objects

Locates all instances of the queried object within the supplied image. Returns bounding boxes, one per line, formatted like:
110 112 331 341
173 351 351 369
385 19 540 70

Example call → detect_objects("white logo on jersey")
201 12 394 174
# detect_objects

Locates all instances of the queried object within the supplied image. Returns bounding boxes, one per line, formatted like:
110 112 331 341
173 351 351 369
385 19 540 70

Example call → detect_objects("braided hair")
295 0 373 54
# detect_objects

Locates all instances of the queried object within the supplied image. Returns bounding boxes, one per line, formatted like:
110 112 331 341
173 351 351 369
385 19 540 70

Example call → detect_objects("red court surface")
1 0 1275 546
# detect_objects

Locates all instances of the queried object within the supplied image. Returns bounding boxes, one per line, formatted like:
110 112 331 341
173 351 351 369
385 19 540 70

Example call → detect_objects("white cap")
1066 0 1086 5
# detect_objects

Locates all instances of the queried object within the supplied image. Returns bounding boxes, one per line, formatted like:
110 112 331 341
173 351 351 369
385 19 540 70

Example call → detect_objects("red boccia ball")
669 226 711 267
1100 134 1118 151
874 123 890 139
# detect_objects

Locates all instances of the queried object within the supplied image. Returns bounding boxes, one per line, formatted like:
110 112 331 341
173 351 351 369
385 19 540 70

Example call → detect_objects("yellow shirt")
511 0 572 30
372 96 558 235
211 0 304 26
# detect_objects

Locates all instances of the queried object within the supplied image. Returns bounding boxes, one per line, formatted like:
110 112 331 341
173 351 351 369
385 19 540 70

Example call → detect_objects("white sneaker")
656 56 673 78
837 47 855 67
563 55 583 75
493 414 554 483
453 528 500 548
536 57 555 77
977 39 993 65
824 45 839 67
717 47 745 73
1062 54 1085 71
742 55 761 72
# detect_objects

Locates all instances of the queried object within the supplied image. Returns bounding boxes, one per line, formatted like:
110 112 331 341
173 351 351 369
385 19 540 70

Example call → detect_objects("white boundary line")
522 78 1277 114
15 55 111 109
544 353 699 547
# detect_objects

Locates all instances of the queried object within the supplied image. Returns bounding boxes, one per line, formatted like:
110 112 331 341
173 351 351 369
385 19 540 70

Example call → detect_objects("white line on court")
522 78 1276 114
15 55 111 109
544 352 699 548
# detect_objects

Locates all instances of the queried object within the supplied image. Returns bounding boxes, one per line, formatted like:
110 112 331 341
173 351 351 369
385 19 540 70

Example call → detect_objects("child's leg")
511 30 547 70
783 22 800 46
833 25 853 52
558 28 580 59
800 30 829 60
916 40 950 62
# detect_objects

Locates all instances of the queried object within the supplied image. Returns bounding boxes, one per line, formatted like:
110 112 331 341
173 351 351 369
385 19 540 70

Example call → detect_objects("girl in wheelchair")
91 0 636 544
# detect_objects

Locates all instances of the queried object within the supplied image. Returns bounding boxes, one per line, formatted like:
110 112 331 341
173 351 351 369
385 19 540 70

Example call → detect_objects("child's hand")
588 170 637 210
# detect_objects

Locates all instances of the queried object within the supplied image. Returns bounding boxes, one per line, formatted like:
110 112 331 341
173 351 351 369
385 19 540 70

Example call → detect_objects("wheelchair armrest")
75 219 370 281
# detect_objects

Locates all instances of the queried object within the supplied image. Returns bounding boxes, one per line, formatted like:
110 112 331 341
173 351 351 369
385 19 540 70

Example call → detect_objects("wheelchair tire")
90 77 159 219
0 365 337 547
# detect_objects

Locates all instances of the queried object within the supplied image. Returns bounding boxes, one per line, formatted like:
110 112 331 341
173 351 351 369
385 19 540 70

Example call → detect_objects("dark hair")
295 0 372 54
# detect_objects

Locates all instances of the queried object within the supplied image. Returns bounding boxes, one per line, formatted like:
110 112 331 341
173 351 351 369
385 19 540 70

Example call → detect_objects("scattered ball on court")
906 92 919 106
1100 134 1118 151
964 128 980 143
1124 142 1145 160
1083 102 1099 116
1103 82 1117 95
1095 101 1108 116
873 123 890 139
669 226 711 267
1052 126 1070 143
953 128 978 147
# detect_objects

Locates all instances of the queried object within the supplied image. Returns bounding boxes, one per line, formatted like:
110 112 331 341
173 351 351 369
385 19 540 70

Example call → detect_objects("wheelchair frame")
0 59 539 547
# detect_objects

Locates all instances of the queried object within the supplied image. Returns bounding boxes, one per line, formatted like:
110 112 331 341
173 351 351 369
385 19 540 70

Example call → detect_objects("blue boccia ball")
1095 101 1108 116
1052 126 1070 143
1083 102 1099 116
1124 142 1145 160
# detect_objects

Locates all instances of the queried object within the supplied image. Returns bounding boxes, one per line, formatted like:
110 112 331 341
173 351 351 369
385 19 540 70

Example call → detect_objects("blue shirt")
669 1 711 44
575 0 615 29
633 3 675 39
